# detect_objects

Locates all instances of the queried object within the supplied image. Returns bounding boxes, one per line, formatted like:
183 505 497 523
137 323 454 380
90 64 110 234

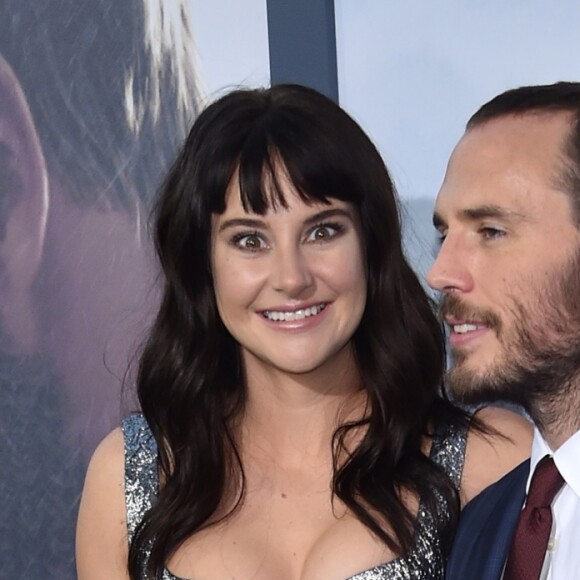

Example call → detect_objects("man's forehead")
434 113 574 216
454 112 572 166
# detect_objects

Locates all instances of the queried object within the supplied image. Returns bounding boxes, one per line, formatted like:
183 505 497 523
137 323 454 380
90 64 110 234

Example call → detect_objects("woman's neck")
239 349 367 466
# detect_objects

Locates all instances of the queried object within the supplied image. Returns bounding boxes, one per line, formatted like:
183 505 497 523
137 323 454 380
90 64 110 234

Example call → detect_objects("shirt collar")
529 427 580 500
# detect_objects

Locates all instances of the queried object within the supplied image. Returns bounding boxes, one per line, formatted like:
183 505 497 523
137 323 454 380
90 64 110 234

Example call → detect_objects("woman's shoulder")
460 405 532 505
76 414 161 578
76 427 129 579
82 426 127 500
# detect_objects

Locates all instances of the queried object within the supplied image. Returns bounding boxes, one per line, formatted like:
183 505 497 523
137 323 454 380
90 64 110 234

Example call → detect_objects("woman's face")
211 172 367 379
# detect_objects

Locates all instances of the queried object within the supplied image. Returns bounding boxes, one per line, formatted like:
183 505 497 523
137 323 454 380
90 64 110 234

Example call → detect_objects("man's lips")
446 319 490 335
446 318 492 348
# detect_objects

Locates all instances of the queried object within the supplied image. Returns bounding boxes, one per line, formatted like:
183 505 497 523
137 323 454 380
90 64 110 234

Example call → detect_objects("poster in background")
4 0 579 575
0 0 268 576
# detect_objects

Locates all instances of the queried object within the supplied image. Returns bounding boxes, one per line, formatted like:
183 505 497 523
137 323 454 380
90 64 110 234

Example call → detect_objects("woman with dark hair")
77 84 530 580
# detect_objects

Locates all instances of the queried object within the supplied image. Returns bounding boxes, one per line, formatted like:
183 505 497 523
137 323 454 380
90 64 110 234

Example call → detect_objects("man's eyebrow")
432 204 526 228
460 204 526 221
217 208 354 233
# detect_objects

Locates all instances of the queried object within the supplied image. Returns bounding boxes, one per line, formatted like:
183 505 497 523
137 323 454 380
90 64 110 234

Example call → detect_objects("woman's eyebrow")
217 217 267 233
218 208 353 233
303 208 353 226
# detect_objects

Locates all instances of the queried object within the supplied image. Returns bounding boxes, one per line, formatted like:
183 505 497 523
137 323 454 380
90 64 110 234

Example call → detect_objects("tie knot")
526 456 565 509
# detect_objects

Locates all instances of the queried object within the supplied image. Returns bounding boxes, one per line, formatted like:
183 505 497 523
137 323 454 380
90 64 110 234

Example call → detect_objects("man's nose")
427 235 474 294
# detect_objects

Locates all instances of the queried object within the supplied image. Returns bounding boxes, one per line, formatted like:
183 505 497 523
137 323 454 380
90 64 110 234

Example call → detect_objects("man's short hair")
467 82 580 226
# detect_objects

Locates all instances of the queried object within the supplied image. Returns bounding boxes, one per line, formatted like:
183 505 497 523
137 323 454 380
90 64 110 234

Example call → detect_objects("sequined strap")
429 417 469 488
121 414 160 542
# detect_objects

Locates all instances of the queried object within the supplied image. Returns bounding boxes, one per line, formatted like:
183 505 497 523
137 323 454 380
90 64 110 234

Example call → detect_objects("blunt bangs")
209 90 362 217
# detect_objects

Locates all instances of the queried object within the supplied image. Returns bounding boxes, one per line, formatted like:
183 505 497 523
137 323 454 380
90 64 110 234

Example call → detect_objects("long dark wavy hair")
129 84 462 578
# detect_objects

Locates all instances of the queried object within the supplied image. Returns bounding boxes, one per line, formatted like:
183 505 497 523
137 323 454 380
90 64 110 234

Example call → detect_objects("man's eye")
480 227 505 240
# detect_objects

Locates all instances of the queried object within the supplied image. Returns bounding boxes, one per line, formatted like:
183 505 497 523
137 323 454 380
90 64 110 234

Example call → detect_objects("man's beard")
441 248 580 432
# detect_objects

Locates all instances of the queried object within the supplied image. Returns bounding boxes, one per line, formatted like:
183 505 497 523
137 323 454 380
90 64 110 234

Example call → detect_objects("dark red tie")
504 456 565 580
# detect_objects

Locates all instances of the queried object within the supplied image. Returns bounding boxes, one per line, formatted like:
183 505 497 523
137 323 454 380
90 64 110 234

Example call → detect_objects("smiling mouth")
451 322 489 334
262 304 326 322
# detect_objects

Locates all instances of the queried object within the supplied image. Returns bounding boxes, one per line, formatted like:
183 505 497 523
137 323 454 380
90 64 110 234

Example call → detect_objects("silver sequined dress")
122 414 467 580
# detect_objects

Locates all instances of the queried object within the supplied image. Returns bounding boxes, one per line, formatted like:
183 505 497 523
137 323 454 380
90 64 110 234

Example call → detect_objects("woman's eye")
232 233 266 250
308 223 342 242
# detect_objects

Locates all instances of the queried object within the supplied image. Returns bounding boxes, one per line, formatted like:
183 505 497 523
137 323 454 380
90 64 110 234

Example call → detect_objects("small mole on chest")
281 492 287 498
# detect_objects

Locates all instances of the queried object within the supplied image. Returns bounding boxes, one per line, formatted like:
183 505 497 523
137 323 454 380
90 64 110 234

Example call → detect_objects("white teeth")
264 304 325 322
453 323 479 334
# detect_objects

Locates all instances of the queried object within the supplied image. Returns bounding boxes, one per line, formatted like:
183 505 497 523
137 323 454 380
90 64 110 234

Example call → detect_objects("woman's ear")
0 54 49 354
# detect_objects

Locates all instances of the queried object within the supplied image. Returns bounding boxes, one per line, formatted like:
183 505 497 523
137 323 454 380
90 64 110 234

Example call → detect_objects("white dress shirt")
527 428 580 579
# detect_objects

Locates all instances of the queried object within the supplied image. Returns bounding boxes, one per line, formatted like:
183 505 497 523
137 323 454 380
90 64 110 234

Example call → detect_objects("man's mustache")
439 294 502 331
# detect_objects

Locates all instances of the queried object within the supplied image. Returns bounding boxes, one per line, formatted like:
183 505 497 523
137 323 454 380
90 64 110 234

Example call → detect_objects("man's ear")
0 54 49 354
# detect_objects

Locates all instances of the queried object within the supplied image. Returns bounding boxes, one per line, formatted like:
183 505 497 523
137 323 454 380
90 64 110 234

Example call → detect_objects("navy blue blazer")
446 459 530 580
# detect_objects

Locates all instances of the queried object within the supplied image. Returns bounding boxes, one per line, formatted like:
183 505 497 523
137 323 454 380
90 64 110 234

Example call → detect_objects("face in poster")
0 0 200 575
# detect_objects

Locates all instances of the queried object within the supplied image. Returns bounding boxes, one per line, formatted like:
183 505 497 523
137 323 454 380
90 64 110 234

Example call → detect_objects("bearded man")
428 82 580 580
